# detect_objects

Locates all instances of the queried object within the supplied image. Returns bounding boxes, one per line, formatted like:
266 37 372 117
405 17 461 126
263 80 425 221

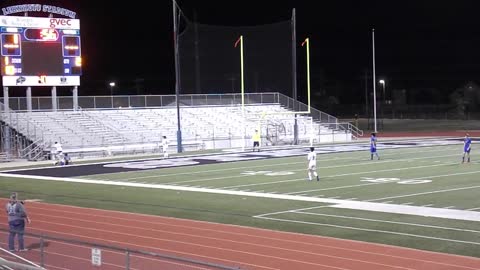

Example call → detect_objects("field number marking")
360 177 431 184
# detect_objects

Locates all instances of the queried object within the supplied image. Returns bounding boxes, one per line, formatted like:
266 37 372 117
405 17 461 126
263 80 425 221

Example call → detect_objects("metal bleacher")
1 93 359 159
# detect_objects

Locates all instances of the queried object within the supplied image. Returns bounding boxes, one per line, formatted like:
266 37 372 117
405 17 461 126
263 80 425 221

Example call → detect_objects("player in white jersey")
162 136 169 158
53 141 63 165
307 147 320 181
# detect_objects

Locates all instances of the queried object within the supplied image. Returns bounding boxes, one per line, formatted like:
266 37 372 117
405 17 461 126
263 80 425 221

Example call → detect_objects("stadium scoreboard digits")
0 15 81 86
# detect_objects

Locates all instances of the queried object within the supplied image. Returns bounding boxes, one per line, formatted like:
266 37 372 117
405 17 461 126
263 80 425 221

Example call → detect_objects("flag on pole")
235 36 242 48
301 38 308 47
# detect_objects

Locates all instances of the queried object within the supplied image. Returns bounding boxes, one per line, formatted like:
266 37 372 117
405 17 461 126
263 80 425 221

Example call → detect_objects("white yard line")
160 153 456 186
83 147 457 182
255 205 332 217
367 184 480 202
284 183 380 195
279 162 457 194
255 216 480 245
292 212 480 234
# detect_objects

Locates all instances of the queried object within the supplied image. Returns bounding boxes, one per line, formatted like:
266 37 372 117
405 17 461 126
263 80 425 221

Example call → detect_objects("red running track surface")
1 200 480 270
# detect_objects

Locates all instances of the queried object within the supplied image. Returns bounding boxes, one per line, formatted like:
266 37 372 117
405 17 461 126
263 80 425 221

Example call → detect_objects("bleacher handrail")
275 93 338 123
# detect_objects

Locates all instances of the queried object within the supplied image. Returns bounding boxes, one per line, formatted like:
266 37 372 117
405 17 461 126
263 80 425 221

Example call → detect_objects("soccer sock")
308 172 312 180
371 154 373 160
462 156 465 162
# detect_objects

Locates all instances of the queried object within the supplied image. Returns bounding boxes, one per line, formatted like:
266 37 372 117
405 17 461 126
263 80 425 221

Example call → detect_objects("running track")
1 200 480 270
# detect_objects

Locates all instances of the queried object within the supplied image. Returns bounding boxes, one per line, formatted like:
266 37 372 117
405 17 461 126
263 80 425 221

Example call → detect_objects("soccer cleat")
316 176 320 181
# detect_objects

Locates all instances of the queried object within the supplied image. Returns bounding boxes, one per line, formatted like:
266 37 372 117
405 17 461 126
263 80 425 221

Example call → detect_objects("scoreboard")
0 15 81 86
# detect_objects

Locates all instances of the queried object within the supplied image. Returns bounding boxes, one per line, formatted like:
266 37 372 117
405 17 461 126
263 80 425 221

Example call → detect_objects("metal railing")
20 139 46 161
276 93 338 123
4 93 337 124
0 227 243 270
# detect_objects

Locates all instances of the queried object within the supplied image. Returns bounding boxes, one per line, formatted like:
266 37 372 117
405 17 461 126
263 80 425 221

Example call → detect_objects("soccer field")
1 139 479 259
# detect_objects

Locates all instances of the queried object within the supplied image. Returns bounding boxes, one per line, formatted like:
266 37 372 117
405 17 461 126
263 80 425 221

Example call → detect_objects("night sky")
2 0 480 104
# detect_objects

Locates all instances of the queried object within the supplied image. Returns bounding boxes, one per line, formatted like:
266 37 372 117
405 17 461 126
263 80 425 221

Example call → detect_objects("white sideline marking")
466 207 480 211
255 216 480 246
368 184 480 202
294 212 480 233
332 201 480 222
2 173 480 222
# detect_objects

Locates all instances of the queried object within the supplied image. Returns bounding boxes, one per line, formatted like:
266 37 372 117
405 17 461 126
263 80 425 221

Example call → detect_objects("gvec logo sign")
49 18 71 28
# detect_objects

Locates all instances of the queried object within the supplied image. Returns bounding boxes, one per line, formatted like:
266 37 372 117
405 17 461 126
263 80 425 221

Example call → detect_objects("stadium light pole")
109 82 115 96
371 28 377 133
173 0 183 153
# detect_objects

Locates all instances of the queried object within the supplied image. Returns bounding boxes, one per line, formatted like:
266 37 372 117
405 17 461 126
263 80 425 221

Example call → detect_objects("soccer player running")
307 147 320 181
162 136 169 158
370 133 380 160
462 133 472 163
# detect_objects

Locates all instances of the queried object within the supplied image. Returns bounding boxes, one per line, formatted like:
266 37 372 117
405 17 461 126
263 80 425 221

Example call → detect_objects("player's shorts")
464 148 471 153
162 146 168 152
308 164 316 170
253 141 260 147
370 147 376 153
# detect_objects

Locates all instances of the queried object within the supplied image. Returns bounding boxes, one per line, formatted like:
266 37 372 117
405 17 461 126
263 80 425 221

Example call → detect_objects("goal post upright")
235 35 246 151
237 35 312 149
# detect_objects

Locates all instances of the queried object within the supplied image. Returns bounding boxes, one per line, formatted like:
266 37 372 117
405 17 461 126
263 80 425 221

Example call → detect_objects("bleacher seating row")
11 104 350 157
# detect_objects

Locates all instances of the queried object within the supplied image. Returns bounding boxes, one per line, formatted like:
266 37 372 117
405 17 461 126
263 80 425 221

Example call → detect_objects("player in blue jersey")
462 133 472 163
370 133 380 160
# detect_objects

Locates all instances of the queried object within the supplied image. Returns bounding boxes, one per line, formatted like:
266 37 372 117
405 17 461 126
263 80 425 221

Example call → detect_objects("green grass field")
1 142 479 258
